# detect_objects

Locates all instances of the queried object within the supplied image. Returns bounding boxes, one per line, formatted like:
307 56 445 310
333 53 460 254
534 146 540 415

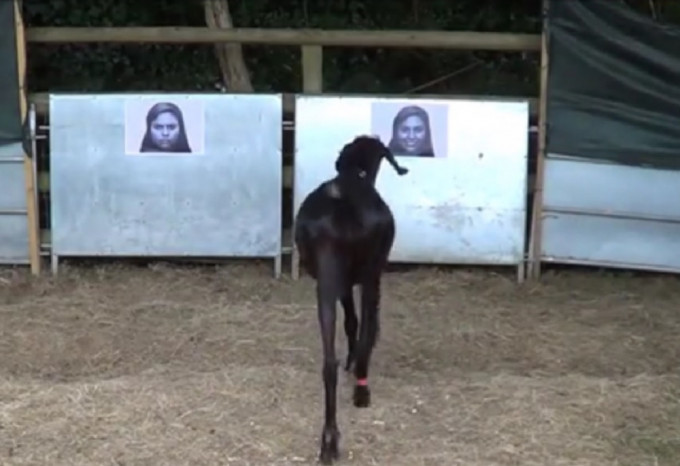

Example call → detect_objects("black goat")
293 135 408 464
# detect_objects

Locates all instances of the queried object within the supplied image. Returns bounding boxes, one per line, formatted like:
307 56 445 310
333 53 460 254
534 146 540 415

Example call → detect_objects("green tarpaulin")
0 0 22 147
547 0 680 170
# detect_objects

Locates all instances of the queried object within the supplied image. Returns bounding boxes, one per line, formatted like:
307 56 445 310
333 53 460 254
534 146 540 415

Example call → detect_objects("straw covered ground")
1 261 679 465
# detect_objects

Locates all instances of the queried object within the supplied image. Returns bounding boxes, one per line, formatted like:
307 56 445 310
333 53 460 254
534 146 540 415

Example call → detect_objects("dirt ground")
0 261 679 466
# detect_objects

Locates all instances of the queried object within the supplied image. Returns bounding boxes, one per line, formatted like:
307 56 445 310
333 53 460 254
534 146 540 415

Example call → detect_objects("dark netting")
0 0 21 147
547 0 680 170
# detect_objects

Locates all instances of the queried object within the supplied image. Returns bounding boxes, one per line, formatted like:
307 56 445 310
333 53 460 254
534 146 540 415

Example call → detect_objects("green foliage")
24 0 547 96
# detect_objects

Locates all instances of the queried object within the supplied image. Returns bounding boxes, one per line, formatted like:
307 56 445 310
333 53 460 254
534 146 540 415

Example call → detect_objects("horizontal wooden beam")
25 27 541 51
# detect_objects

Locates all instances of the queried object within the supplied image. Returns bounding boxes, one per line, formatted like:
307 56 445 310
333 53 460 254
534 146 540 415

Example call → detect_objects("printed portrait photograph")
370 100 449 158
124 99 205 155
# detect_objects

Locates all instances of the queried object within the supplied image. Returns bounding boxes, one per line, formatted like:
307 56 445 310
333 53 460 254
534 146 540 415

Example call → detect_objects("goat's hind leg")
340 288 358 372
353 277 381 408
316 266 342 463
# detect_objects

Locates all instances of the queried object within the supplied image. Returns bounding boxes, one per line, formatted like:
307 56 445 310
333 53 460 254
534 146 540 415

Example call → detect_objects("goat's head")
335 135 409 185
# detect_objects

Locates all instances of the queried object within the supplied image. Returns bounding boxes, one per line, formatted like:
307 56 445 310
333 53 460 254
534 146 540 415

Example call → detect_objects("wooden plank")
301 45 323 93
40 228 50 246
14 0 42 275
26 27 542 51
282 93 294 115
527 0 550 281
37 170 49 192
291 45 324 279
283 165 292 189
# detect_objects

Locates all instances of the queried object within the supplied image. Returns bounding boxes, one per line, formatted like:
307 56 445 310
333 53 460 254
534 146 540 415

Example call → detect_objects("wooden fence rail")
26 26 542 117
26 27 541 50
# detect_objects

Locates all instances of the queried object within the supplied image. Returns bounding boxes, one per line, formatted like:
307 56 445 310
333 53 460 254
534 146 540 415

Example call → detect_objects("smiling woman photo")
139 102 192 153
387 105 435 157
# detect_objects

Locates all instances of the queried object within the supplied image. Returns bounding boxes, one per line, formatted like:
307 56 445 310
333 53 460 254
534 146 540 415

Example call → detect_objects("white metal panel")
542 154 680 273
294 95 530 265
49 93 283 267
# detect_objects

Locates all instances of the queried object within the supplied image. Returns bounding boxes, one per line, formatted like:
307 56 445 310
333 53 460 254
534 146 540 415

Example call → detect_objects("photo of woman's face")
396 114 427 154
149 111 181 150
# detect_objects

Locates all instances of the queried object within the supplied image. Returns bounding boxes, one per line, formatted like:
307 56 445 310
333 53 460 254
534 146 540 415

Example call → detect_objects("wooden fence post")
14 0 41 275
528 0 550 280
291 45 323 280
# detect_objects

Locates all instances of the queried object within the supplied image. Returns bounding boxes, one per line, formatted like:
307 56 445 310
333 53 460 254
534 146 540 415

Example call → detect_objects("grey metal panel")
544 155 680 219
0 214 28 263
0 141 23 158
49 93 282 258
294 95 530 265
0 160 26 211
541 155 680 272
542 213 680 272
0 139 28 263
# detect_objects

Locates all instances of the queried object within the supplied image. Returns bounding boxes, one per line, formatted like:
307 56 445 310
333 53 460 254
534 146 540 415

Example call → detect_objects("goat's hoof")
353 385 371 408
318 427 340 464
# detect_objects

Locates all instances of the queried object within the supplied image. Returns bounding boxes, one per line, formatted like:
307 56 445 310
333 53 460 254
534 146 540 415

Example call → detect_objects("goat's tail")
383 152 409 176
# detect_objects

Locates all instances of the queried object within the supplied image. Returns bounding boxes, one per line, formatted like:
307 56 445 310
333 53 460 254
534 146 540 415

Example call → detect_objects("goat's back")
294 176 396 284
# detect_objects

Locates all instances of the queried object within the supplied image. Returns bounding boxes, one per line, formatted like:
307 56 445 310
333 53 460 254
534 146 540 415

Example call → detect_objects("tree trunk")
203 0 253 92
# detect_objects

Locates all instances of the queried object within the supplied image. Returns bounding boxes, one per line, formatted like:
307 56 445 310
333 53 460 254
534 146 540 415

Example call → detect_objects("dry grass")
0 262 680 465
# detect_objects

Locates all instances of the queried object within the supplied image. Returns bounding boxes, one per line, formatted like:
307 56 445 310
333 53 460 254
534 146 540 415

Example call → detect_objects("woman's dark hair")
139 102 192 153
387 105 435 157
